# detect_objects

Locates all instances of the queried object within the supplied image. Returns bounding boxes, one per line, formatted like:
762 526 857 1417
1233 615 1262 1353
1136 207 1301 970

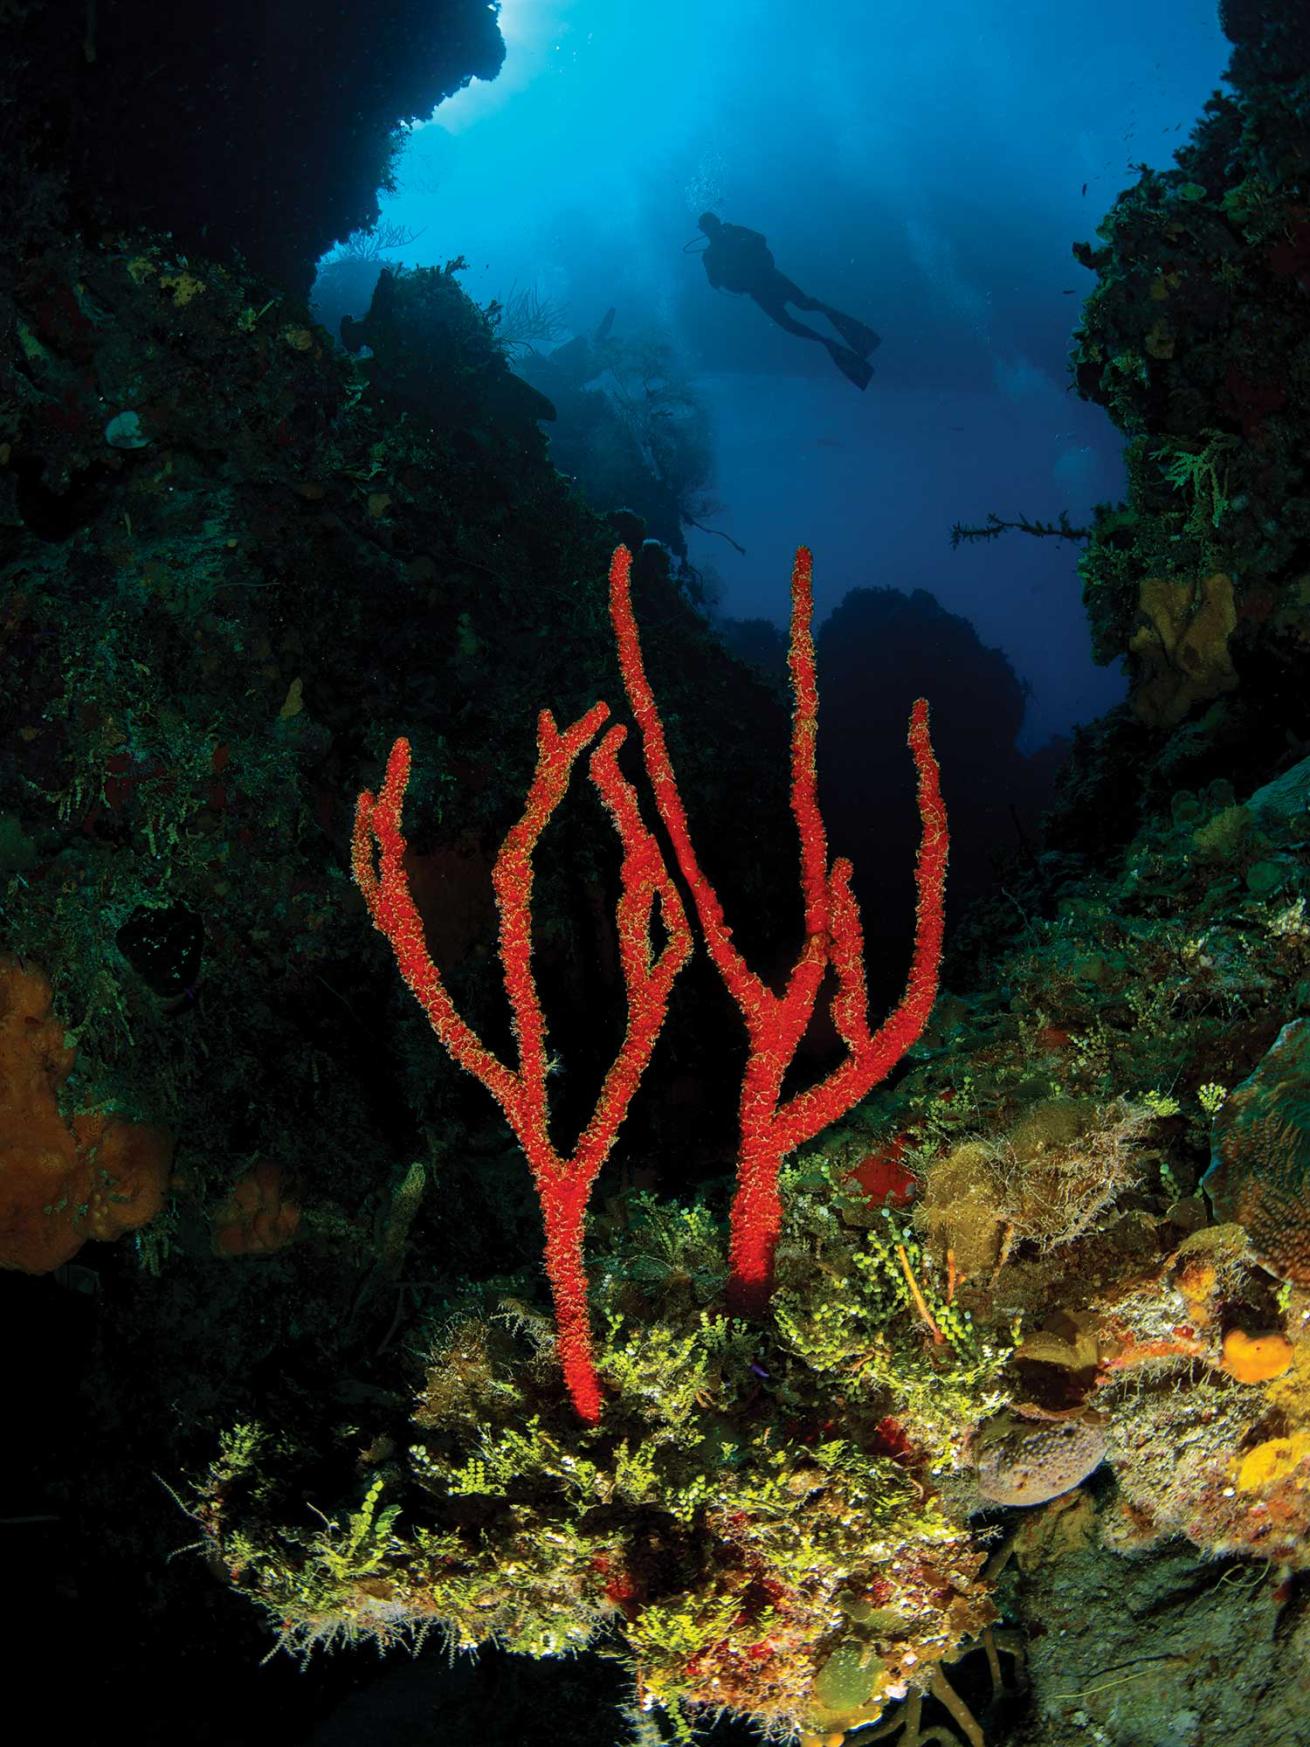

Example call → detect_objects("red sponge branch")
353 704 692 1423
609 544 948 1317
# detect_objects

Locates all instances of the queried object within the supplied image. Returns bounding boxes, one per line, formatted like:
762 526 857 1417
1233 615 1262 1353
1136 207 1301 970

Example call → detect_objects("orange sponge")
211 1161 300 1255
0 958 171 1272
1221 1326 1295 1384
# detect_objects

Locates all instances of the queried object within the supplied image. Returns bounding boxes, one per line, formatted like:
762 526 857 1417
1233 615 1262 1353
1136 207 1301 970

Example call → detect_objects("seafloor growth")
3 2 1310 1743
195 740 1310 1744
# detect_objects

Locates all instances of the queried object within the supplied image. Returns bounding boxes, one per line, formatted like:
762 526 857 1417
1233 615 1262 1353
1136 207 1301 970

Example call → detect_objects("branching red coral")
353 704 692 1423
355 543 946 1419
609 544 948 1315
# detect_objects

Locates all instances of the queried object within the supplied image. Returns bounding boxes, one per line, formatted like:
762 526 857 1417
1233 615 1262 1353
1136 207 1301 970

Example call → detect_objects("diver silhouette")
694 212 881 390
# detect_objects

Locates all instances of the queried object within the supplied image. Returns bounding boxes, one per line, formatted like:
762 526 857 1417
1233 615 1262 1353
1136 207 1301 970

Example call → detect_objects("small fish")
1081 182 1088 196
815 436 843 448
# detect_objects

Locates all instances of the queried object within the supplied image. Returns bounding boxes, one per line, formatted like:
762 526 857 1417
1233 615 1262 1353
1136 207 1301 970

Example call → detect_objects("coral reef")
196 1163 1009 1744
516 316 721 561
610 546 949 1321
1204 1017 1310 1284
1043 0 1310 854
4 3 1310 1743
211 1162 302 1257
340 263 557 462
994 1495 1310 1745
973 1411 1107 1508
193 679 1310 1730
0 1 504 295
0 957 171 1272
353 690 694 1423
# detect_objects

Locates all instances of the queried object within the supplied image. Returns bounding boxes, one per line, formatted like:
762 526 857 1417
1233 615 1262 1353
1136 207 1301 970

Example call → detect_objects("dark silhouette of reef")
0 241 789 1747
340 262 558 461
1219 0 1310 85
719 586 1062 1005
0 0 504 295
1042 0 1310 868
0 7 788 1742
516 314 721 562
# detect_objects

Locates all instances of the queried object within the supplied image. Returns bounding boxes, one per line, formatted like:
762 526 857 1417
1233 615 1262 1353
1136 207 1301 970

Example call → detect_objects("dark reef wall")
1219 0 1310 86
0 227 797 1740
0 239 798 1258
0 0 505 295
719 586 1062 1003
1052 0 1310 854
0 0 791 1712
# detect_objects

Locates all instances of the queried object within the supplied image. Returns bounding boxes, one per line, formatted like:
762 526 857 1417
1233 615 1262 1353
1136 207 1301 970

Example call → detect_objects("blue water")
346 0 1228 750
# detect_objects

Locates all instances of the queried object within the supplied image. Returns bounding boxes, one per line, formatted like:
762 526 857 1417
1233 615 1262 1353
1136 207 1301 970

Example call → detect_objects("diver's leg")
751 288 873 389
775 275 880 356
749 289 829 341
773 274 825 313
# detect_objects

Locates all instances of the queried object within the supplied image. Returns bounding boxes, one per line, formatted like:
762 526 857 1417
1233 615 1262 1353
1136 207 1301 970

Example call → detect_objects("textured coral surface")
0 959 171 1272
1205 1019 1310 1284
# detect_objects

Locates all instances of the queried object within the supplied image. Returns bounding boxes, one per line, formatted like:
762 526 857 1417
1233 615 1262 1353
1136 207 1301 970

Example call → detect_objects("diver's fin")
828 311 881 355
827 342 874 390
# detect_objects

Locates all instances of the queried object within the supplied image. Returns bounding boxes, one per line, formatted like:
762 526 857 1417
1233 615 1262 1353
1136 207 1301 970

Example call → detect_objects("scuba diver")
693 212 881 390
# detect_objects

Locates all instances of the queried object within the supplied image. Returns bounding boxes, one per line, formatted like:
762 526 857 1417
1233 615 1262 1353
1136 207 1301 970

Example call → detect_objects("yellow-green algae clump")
196 1160 1012 1744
